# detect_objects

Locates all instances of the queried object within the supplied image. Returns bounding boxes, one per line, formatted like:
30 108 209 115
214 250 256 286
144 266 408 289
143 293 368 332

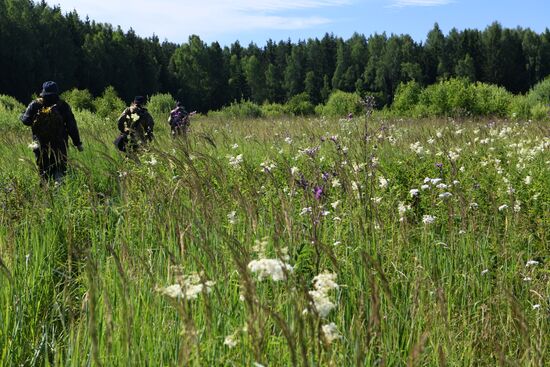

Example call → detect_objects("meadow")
0 105 548 366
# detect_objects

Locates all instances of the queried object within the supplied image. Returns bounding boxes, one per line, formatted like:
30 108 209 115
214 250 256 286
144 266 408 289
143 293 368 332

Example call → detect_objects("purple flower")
435 162 443 168
314 186 324 200
322 172 330 181
296 174 309 190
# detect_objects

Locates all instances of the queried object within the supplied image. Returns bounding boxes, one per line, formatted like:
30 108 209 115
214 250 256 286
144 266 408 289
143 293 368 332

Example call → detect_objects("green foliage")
530 102 550 121
93 86 126 120
60 88 95 112
209 100 263 119
0 95 24 112
527 76 550 104
319 90 363 117
509 95 532 120
261 103 287 118
285 92 315 116
147 93 176 117
472 82 513 117
392 81 421 114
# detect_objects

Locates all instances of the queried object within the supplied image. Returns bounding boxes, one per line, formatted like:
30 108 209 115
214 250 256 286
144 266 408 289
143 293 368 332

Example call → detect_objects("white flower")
312 272 339 292
130 113 140 122
228 154 243 167
524 176 532 185
290 166 299 176
430 178 443 185
330 200 341 210
379 176 388 189
284 137 293 144
321 323 341 344
436 183 448 190
371 197 382 204
398 202 410 216
231 143 239 149
227 211 237 224
438 192 452 199
300 207 312 216
409 189 419 197
498 204 508 212
248 259 293 281
158 275 215 301
422 215 436 224
525 260 540 267
514 201 521 213
532 304 541 310
333 241 341 246
481 269 489 275
523 277 532 282
28 141 40 150
332 178 341 188
470 202 479 210
410 141 425 155
421 184 430 190
224 332 239 348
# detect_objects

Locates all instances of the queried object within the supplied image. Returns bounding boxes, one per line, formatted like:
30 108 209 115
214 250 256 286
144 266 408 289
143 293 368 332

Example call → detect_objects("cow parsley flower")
379 176 389 189
227 211 237 224
321 323 341 344
228 154 243 167
248 259 293 281
409 189 419 197
422 215 436 224
157 274 215 301
439 192 452 199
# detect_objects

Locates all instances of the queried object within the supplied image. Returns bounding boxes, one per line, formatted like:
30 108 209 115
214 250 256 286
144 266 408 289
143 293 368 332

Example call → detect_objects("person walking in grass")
115 96 155 152
168 101 190 137
20 81 83 183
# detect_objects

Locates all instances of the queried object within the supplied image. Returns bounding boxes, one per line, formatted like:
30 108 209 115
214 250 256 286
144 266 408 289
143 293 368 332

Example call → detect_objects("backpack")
169 108 186 127
32 102 65 142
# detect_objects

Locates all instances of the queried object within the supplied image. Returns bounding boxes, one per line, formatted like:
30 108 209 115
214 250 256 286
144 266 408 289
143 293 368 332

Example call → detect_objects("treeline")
2 0 550 112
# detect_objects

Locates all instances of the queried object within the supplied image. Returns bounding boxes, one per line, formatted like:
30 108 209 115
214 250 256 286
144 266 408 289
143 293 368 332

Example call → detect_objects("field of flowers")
0 107 548 366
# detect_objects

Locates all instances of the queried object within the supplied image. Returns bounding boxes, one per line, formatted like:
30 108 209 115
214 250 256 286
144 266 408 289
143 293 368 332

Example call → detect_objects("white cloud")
46 0 352 41
390 0 453 7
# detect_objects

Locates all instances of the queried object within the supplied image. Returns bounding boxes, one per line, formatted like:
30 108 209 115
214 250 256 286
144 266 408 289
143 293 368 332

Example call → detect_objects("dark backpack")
32 102 65 142
169 109 186 127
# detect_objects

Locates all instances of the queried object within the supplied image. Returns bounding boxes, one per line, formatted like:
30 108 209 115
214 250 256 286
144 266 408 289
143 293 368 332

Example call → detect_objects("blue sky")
45 0 550 46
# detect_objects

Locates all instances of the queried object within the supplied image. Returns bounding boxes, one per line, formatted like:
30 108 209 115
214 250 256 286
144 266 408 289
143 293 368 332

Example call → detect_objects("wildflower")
421 184 430 190
525 260 540 267
146 156 158 166
28 141 40 150
371 197 382 204
331 200 341 209
436 183 448 190
422 215 436 224
470 202 479 210
290 166 299 176
331 178 341 188
260 160 276 173
379 176 389 189
481 269 489 275
409 189 419 197
224 333 238 348
430 178 443 185
524 176 532 185
398 202 410 216
321 323 341 344
231 143 239 149
532 304 541 310
410 142 425 155
453 180 460 185
228 154 243 167
284 137 293 144
523 277 532 282
313 186 324 200
498 204 508 212
227 211 237 225
248 259 293 281
300 207 312 216
157 274 215 301
438 192 452 199
333 241 341 246
312 272 339 292
514 201 521 213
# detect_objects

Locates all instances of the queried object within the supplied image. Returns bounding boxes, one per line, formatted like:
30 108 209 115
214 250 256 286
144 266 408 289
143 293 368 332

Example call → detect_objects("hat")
40 81 59 97
133 96 146 105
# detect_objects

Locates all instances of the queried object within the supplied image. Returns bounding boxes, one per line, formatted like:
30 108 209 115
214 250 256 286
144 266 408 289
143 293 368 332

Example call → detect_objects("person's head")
176 101 184 108
39 81 60 104
133 96 146 107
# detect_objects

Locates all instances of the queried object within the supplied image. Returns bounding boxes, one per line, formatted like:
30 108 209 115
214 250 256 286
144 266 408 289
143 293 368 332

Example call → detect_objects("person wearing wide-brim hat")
115 95 155 152
20 81 83 183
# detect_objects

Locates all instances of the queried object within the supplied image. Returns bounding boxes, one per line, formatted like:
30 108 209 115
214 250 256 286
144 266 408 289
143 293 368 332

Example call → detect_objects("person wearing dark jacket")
168 101 189 136
116 96 154 152
20 81 83 182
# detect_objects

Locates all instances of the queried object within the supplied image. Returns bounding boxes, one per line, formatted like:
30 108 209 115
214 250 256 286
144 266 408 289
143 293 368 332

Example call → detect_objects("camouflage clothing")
117 104 155 151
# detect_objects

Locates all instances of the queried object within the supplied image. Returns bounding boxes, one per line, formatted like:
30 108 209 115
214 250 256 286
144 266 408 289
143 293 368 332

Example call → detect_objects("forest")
2 0 550 112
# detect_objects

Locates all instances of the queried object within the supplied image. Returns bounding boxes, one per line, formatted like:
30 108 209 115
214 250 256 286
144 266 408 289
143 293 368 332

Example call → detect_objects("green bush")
472 82 512 117
509 95 532 120
147 93 176 117
209 100 263 119
319 90 363 117
61 88 95 112
530 102 550 121
392 81 421 114
285 92 315 116
261 103 287 118
93 86 126 120
527 76 550 104
0 95 24 112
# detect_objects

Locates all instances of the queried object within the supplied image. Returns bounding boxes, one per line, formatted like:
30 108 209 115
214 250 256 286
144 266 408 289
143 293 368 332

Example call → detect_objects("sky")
45 0 550 46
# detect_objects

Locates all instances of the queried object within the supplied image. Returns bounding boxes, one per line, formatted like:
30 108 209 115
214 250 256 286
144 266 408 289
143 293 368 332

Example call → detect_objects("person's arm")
61 102 83 148
117 108 129 133
20 101 40 126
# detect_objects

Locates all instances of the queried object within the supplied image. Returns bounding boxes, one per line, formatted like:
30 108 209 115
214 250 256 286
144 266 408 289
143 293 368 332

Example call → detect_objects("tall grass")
0 107 548 366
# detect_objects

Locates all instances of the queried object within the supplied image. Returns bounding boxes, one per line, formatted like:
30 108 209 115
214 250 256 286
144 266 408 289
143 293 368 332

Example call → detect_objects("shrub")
285 92 315 116
147 93 176 117
392 81 421 114
261 103 287 118
527 76 550 104
472 82 512 117
530 102 550 121
93 86 126 120
61 88 95 112
209 100 263 119
509 95 532 120
319 90 363 117
0 95 24 112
